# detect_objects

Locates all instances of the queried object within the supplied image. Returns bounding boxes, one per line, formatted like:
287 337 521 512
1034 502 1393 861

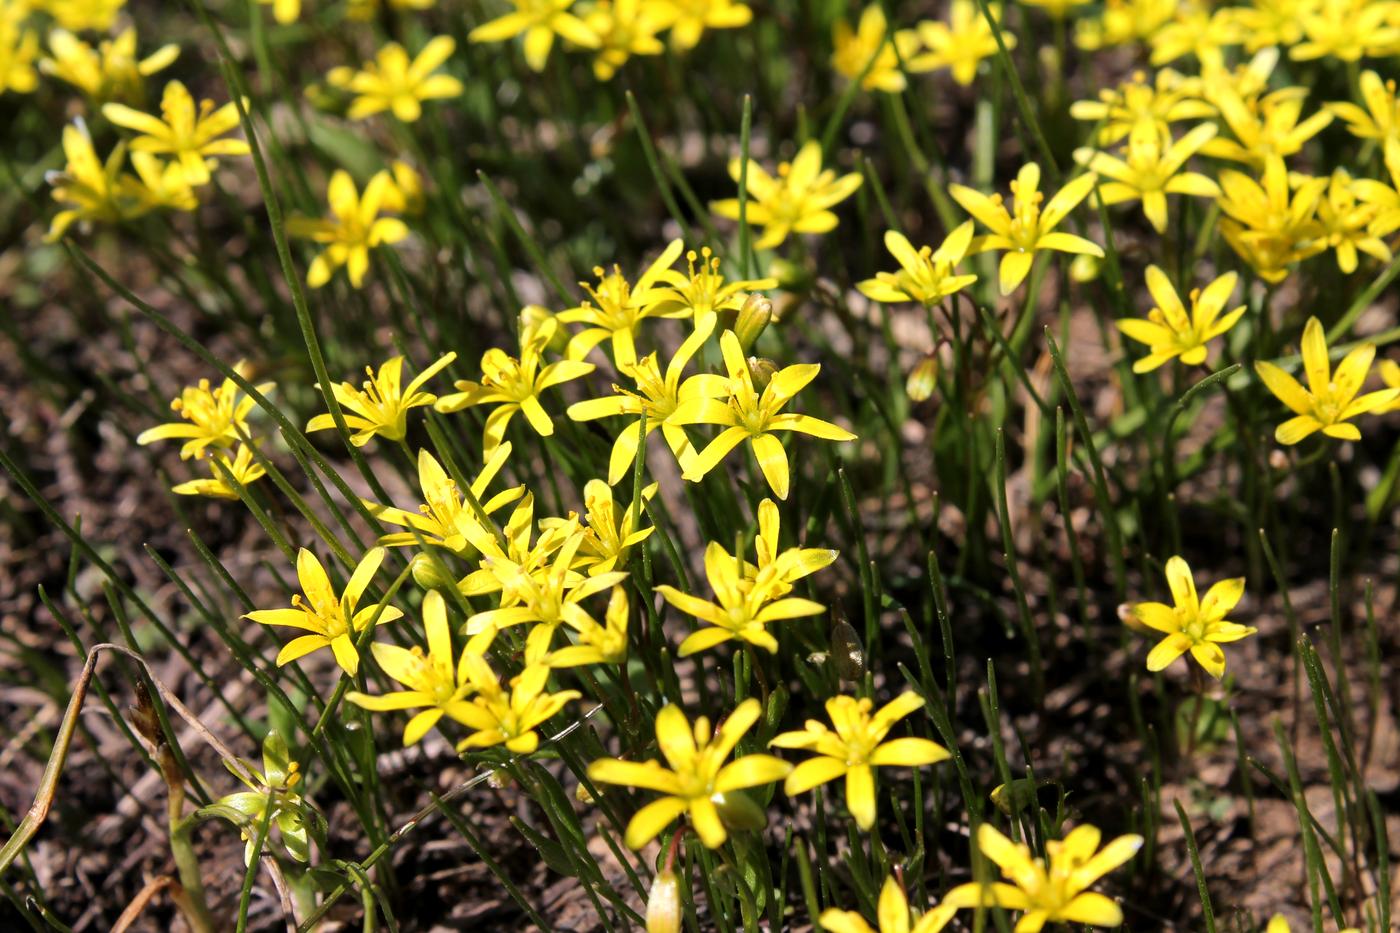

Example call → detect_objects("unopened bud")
522 305 570 354
905 355 940 403
830 612 865 682
711 790 767 833
747 357 779 391
1069 253 1101 283
990 778 1052 815
1119 602 1150 634
410 553 454 592
733 293 773 352
646 869 682 933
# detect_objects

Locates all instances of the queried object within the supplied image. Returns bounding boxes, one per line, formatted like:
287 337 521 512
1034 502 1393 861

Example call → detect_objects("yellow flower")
326 37 462 122
1081 124 1220 232
286 169 410 288
673 329 856 500
1129 556 1255 679
710 140 863 251
583 0 668 80
540 584 631 668
0 8 38 95
468 0 600 72
125 151 199 213
40 27 178 103
949 163 1104 295
906 0 1012 86
831 5 920 94
1117 266 1244 373
36 0 125 31
1225 0 1315 50
1290 0 1400 61
466 530 629 660
1255 317 1399 444
1198 46 1280 103
657 541 825 654
741 497 838 596
366 444 524 555
138 362 273 460
1069 70 1214 148
770 692 949 830
1018 0 1091 19
1200 85 1333 168
1381 359 1400 412
1327 70 1400 144
1147 4 1243 70
452 660 581 753
857 222 978 306
1073 0 1175 50
348 0 436 19
651 246 779 321
1265 914 1360 933
944 824 1143 928
1316 170 1392 273
455 493 576 600
380 160 425 215
587 698 792 848
258 0 300 23
1354 139 1400 237
306 353 456 447
45 118 139 240
542 478 656 575
820 877 957 933
567 311 727 484
246 547 403 676
655 0 753 50
559 239 685 367
436 314 595 457
347 590 493 745
102 80 250 186
1216 155 1327 283
171 444 267 500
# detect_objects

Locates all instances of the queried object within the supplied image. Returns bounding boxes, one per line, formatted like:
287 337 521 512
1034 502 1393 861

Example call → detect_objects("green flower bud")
747 357 779 392
521 304 569 354
410 553 454 592
712 789 767 833
733 293 773 352
1069 253 1102 283
830 612 865 683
